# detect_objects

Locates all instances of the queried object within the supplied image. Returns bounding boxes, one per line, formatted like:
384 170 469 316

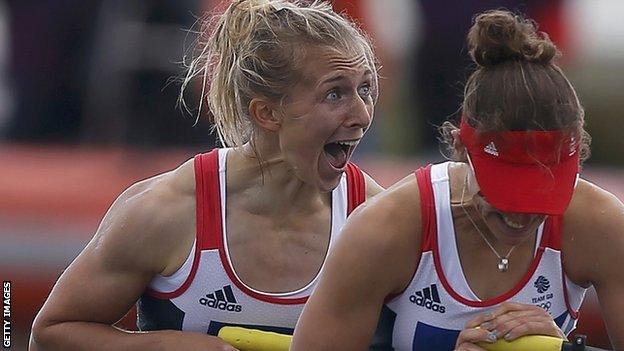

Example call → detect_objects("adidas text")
409 284 446 313
199 298 242 312
409 295 446 313
199 285 243 313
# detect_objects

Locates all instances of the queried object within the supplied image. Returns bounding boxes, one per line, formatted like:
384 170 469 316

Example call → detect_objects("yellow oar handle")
217 326 292 351
218 325 565 351
478 334 564 351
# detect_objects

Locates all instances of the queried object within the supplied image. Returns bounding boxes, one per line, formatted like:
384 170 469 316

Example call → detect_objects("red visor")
459 119 580 215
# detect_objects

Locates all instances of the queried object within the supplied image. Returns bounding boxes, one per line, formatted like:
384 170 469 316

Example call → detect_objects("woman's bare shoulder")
563 178 624 286
361 171 384 198
340 172 423 293
354 172 421 226
90 158 197 275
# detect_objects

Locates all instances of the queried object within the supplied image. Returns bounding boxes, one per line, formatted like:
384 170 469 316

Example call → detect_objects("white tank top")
379 162 586 350
136 148 366 336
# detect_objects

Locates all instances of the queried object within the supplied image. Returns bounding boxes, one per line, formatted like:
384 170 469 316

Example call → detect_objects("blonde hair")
180 0 378 147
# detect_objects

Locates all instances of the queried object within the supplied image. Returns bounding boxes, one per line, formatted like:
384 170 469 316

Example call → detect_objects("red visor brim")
468 151 578 215
460 119 580 215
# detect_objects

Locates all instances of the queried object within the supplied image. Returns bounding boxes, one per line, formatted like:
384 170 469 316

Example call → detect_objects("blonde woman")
30 1 382 350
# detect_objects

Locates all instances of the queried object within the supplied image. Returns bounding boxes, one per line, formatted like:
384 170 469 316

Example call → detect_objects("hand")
207 340 239 351
454 326 496 351
158 330 240 351
455 302 565 350
193 334 240 351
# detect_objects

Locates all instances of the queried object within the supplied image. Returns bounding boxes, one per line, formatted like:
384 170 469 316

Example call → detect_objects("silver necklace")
459 173 516 272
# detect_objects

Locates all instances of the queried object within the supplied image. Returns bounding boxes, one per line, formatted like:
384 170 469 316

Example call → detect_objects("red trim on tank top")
529 214 579 318
416 165 435 252
384 166 434 303
550 215 581 319
543 214 562 250
561 266 580 319
433 225 549 307
149 151 365 304
421 164 558 307
216 161 364 304
212 149 306 305
217 229 309 304
346 162 365 214
144 151 217 299
199 150 221 250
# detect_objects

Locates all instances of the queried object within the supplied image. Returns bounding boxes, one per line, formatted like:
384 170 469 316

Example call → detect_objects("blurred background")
0 0 622 349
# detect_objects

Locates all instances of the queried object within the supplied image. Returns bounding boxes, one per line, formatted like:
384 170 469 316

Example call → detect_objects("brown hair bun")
467 10 558 67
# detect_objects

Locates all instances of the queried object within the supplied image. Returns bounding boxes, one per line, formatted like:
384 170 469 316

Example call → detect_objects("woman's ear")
249 98 281 132
451 129 468 162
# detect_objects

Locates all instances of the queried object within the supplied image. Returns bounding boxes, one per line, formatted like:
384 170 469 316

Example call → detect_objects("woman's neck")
226 143 330 218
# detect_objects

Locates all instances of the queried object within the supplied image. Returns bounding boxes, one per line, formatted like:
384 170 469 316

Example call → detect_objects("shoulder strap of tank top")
540 215 563 250
414 164 436 252
346 162 366 215
194 149 222 250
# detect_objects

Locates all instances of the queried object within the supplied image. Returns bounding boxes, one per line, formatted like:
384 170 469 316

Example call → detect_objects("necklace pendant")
497 258 509 272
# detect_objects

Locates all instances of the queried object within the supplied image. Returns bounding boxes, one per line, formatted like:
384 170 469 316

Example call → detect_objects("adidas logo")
199 285 242 313
409 284 446 313
484 141 499 156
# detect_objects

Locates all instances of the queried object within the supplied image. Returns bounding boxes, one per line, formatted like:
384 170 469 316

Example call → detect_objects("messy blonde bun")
467 10 558 67
180 0 377 148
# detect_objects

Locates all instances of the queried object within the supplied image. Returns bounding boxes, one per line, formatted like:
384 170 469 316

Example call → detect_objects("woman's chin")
316 156 347 191
489 222 536 246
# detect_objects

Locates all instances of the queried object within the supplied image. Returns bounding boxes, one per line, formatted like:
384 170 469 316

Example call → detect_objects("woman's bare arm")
292 175 421 351
564 180 624 350
29 160 236 351
363 171 385 198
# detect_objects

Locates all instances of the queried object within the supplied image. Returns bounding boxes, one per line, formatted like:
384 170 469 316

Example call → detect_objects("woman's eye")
358 85 371 97
325 90 340 101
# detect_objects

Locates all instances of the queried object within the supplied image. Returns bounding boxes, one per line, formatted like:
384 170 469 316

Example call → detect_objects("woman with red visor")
292 10 624 351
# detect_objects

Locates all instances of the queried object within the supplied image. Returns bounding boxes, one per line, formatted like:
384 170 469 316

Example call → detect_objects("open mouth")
501 214 526 229
323 139 358 169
